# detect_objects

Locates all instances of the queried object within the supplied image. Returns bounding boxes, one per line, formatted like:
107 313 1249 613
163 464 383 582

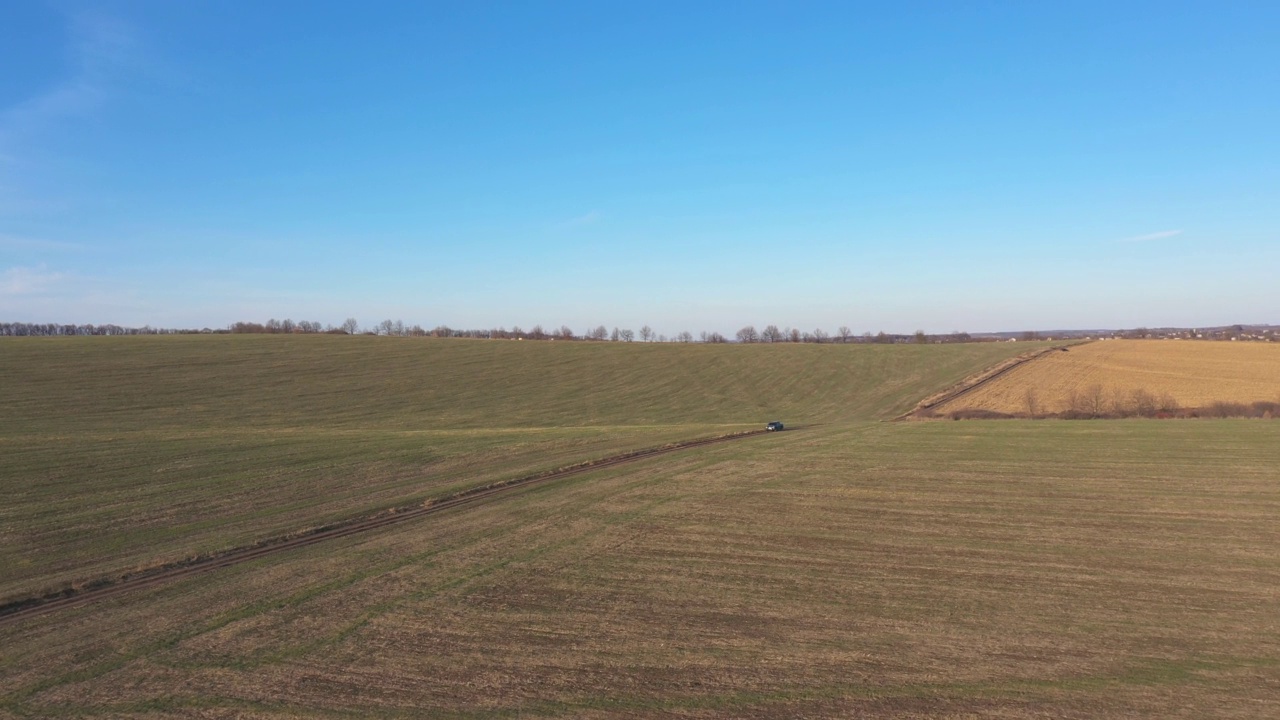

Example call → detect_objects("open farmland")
2 336 1278 717
2 418 1277 717
937 339 1280 416
0 335 1030 604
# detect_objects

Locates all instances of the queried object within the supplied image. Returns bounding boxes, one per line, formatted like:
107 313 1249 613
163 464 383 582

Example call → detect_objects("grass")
1 420 1276 717
2 334 1034 431
939 339 1280 415
0 335 1032 602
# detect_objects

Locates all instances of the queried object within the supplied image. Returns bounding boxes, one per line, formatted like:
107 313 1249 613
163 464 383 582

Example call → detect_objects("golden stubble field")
940 340 1280 415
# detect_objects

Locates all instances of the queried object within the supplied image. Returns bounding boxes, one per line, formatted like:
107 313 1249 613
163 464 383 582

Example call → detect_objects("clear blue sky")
2 1 1277 334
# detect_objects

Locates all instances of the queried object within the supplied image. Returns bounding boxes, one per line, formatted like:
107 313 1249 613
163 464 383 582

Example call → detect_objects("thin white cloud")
70 11 138 75
0 264 150 324
0 265 68 296
2 82 104 131
558 210 602 229
0 233 85 252
0 12 137 137
0 12 145 221
1119 230 1183 243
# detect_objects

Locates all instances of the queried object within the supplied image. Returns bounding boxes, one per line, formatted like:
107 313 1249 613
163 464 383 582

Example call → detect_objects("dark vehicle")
765 421 784 431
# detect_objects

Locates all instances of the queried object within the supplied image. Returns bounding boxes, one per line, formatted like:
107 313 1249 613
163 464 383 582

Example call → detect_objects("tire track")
901 343 1082 419
0 429 769 627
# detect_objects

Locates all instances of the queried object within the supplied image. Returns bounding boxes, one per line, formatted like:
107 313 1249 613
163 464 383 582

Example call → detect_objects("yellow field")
940 339 1280 414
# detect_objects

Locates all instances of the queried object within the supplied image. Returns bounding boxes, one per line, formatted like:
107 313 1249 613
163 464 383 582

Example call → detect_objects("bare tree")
530 325 546 340
1085 384 1106 417
812 328 829 343
640 325 654 342
620 329 635 342
611 327 620 342
838 326 852 343
590 325 608 341
736 325 759 343
1024 388 1040 419
1109 386 1128 416
762 325 783 343
789 328 801 343
914 330 928 344
676 331 693 343
1131 388 1158 417
1064 389 1083 415
556 325 575 340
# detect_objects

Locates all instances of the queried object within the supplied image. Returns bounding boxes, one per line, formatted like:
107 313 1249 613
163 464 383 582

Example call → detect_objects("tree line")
733 326 979 344
8 318 1273 343
0 322 205 336
231 320 986 344
1 319 991 343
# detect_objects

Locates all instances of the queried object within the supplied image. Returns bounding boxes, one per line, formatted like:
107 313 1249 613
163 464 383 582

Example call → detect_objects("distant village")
993 325 1279 343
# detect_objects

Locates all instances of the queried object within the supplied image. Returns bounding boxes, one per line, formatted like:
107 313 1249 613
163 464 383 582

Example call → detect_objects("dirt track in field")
902 343 1075 418
0 429 768 627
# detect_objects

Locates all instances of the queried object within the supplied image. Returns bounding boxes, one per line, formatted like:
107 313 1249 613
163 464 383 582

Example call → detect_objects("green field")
1 336 1028 602
2 336 1278 717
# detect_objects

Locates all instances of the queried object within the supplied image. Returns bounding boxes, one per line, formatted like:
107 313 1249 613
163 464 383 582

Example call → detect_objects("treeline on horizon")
4 319 1274 343
2 319 982 344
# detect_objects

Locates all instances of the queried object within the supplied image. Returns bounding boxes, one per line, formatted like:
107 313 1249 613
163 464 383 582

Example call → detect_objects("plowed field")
939 340 1280 414
4 421 1278 718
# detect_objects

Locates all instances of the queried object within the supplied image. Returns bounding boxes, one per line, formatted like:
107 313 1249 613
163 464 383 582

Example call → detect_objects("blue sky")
2 1 1278 334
